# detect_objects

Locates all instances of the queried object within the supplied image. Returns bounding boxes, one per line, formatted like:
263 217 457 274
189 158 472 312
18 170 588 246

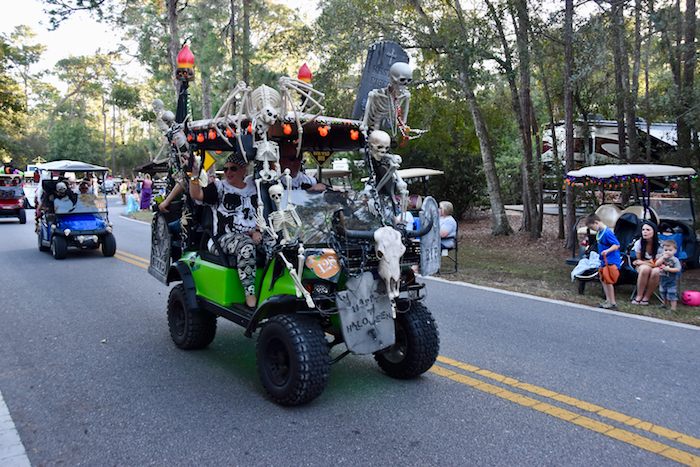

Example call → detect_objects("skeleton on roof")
211 76 325 236
210 76 325 307
360 62 413 139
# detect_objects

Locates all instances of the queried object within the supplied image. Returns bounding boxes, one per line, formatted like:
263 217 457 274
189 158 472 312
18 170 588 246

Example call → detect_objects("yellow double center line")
431 356 700 466
114 250 149 269
115 251 699 464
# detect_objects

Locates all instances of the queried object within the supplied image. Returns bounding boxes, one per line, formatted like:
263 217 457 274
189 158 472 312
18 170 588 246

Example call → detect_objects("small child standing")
654 239 681 310
586 213 621 309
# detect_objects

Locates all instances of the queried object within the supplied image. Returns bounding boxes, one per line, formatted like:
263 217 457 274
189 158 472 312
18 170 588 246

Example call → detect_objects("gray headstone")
420 196 441 276
351 41 409 121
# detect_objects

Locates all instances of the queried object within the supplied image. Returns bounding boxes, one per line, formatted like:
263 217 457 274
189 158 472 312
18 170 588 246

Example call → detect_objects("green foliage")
48 121 103 165
395 83 485 217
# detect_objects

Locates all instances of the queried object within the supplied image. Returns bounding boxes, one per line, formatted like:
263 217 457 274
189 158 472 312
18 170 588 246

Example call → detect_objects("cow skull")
374 226 406 300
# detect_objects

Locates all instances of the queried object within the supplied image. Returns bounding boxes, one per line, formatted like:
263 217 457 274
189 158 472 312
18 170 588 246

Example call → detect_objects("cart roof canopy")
38 160 109 173
567 164 696 179
397 168 445 179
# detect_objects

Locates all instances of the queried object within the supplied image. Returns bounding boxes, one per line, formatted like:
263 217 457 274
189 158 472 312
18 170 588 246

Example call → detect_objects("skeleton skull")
389 62 413 93
369 130 391 161
374 226 406 300
268 183 284 208
252 84 282 128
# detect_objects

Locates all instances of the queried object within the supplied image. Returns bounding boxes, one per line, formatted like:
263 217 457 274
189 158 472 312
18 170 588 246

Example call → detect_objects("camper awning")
567 164 696 180
37 160 109 172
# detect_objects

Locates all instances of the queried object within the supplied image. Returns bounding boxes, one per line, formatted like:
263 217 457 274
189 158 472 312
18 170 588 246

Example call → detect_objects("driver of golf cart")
278 143 326 191
186 152 261 311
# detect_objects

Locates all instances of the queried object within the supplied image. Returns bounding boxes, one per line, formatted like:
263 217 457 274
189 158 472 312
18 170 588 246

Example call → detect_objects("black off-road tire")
257 314 330 406
375 301 439 379
167 284 217 350
18 209 26 224
51 236 67 260
102 233 117 257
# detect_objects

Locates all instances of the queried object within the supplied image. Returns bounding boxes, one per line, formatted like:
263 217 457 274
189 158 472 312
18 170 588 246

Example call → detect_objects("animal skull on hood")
374 226 406 300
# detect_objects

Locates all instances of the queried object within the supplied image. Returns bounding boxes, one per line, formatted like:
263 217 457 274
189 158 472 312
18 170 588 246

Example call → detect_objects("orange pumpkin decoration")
350 129 359 140
283 124 292 135
209 129 216 140
305 250 340 279
197 133 205 143
318 125 329 137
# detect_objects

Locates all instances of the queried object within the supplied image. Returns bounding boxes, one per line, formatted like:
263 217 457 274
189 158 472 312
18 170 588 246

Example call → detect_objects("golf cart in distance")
36 160 116 259
149 52 441 406
0 174 27 224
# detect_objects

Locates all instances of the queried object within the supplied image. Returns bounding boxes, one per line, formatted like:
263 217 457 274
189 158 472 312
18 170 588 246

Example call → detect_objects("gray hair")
439 201 453 216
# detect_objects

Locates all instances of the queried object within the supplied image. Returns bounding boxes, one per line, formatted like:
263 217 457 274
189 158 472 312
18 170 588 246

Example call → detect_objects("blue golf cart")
36 160 116 260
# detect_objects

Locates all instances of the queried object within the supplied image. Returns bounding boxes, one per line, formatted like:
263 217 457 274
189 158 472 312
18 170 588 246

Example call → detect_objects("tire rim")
383 324 407 364
265 337 291 387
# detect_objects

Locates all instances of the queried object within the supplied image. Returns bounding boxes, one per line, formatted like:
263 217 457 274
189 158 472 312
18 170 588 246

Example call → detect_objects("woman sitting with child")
631 221 662 305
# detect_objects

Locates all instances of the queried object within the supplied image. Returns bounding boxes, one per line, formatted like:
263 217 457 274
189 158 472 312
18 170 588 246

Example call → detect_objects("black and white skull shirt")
203 176 258 236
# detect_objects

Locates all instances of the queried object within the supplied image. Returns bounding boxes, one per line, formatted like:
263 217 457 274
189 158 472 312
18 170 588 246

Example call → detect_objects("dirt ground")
439 209 700 327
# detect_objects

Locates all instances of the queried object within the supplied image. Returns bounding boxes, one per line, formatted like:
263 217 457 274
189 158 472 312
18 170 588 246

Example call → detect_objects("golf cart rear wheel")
51 236 67 260
38 233 49 252
375 301 439 379
102 233 116 257
18 209 26 224
167 284 217 350
257 314 330 406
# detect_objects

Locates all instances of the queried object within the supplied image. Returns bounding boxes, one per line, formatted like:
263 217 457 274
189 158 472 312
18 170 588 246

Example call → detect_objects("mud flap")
336 272 395 355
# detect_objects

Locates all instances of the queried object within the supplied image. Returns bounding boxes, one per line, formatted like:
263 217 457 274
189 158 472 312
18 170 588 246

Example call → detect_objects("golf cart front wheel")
375 301 439 379
167 284 217 350
51 236 67 260
257 314 330 406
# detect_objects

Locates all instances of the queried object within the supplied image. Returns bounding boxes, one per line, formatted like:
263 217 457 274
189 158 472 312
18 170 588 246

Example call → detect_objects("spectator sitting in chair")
654 239 681 311
439 201 457 249
631 221 663 306
586 213 620 310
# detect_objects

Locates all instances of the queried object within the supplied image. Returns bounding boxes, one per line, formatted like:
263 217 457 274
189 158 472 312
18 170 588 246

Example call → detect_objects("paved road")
1 197 699 466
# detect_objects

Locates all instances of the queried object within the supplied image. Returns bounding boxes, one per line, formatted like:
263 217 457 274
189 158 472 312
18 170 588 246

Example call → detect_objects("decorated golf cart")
35 160 116 259
148 44 440 406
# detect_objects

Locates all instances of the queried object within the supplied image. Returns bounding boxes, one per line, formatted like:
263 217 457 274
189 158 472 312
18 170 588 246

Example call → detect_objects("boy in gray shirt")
654 239 682 310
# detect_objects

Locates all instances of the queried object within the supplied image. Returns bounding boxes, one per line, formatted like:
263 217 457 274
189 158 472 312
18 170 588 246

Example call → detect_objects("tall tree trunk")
201 70 213 119
611 0 628 162
565 0 576 249
242 0 250 84
229 0 237 80
681 0 696 166
111 104 116 175
512 0 540 238
459 72 513 237
166 0 182 95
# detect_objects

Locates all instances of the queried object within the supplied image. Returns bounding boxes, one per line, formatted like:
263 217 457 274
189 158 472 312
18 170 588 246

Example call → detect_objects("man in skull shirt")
188 152 261 310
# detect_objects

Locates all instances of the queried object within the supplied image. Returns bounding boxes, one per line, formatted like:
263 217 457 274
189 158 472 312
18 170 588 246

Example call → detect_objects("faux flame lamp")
176 45 195 82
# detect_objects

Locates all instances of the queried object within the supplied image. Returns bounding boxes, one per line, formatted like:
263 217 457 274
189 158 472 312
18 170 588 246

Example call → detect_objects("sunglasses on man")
223 165 239 173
